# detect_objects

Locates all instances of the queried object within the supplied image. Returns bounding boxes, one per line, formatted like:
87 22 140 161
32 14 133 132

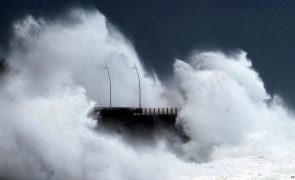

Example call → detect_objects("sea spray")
7 9 167 107
175 51 295 162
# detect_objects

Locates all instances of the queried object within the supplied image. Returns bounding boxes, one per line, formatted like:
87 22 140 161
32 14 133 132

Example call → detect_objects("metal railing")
131 108 179 116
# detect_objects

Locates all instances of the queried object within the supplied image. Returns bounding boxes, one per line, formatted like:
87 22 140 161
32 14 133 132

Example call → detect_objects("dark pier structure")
90 107 188 145
91 107 178 131
94 107 178 119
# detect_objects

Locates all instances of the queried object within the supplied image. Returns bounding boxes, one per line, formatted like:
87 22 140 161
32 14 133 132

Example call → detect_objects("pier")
92 107 179 116
91 107 179 126
90 107 188 144
91 107 179 129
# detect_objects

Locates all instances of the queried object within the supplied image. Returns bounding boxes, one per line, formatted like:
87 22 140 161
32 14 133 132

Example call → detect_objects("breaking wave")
175 51 295 162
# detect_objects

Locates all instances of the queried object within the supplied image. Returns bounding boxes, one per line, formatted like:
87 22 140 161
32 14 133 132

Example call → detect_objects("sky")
1 0 295 106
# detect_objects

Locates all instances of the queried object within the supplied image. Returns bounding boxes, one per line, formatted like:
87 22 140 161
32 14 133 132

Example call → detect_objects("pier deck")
90 106 188 145
92 107 179 117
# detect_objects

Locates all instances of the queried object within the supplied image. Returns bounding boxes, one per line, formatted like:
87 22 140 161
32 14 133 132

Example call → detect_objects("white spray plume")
7 9 167 107
175 51 295 162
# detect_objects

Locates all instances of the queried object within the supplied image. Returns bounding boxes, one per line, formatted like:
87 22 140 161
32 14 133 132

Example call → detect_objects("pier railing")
92 107 180 117
131 107 179 116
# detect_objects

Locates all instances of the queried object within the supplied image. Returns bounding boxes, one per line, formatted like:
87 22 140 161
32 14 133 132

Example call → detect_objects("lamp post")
103 63 112 107
132 63 141 108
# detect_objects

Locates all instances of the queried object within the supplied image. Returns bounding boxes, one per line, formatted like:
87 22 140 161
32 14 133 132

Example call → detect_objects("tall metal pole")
133 63 141 108
103 64 112 107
